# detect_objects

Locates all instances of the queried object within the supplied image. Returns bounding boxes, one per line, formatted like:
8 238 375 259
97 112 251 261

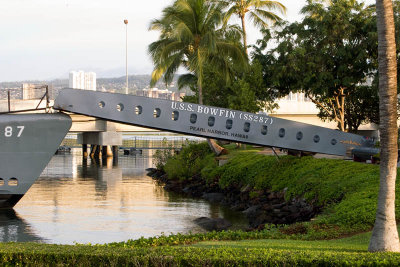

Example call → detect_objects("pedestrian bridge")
0 99 158 133
52 89 373 157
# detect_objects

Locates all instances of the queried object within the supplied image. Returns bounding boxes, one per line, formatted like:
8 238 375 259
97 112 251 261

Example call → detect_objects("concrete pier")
79 127 122 160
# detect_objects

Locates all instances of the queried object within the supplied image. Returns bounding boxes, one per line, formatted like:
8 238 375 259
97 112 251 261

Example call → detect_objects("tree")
181 61 277 113
149 0 248 154
368 0 400 252
253 0 381 132
217 0 286 54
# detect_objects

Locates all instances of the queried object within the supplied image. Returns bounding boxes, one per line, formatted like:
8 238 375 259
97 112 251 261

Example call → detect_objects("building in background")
269 92 378 138
21 83 47 100
136 88 184 101
69 71 96 91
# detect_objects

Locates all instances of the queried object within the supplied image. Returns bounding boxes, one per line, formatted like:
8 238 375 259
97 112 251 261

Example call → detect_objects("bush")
153 148 174 171
164 142 212 180
2 240 400 266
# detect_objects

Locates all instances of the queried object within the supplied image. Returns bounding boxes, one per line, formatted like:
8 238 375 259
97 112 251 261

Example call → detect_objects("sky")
0 0 375 82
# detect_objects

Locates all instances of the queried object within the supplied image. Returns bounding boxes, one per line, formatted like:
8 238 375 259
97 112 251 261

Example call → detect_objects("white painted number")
17 126 24 137
4 126 12 137
4 126 24 138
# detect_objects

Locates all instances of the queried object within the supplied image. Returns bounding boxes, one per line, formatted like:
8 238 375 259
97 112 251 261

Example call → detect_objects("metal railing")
1 85 50 114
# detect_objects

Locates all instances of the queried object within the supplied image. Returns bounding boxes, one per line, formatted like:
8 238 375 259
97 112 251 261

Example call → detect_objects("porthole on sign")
296 132 303 140
244 122 250 132
8 178 18 186
190 114 197 124
261 126 268 135
153 108 161 118
208 116 215 127
135 106 142 115
116 103 124 112
279 128 285 138
172 111 179 121
226 119 233 129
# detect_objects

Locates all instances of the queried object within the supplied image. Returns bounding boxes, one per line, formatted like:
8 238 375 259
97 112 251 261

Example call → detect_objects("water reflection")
9 149 246 244
0 210 43 242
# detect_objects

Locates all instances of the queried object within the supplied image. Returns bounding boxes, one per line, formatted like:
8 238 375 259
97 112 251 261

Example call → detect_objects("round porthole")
116 103 124 112
226 119 233 130
0 178 4 186
208 116 215 127
190 113 197 124
153 108 161 118
244 122 250 132
172 111 179 121
314 135 320 143
261 126 268 135
98 101 105 108
296 131 303 140
135 106 142 115
8 178 18 186
331 139 337 145
279 128 285 138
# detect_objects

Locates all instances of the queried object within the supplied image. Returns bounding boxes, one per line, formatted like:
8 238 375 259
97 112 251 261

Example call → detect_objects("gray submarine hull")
0 113 71 208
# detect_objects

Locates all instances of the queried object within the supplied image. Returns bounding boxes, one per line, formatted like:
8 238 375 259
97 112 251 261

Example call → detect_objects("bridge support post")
78 131 122 161
90 145 97 158
112 146 119 162
106 145 113 157
82 144 88 158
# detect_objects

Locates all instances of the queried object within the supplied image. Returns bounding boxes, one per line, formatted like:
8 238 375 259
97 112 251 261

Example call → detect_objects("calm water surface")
1 149 246 244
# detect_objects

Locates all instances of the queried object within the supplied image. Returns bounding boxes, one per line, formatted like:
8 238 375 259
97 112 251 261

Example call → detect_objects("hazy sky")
0 0 374 82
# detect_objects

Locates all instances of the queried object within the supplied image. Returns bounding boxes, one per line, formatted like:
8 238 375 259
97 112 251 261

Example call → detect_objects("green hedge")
1 242 400 266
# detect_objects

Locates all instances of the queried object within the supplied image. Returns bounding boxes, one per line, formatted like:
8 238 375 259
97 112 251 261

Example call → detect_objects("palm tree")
217 0 286 54
149 0 248 154
369 0 400 252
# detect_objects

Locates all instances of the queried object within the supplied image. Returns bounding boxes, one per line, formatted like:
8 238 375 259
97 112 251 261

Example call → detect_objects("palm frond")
177 73 197 89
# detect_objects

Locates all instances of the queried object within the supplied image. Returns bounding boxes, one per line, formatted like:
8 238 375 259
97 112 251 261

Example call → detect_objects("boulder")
202 193 224 203
242 205 261 218
194 217 232 231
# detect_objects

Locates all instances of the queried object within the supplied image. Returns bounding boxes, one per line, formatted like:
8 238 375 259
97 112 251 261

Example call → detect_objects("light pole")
124 19 128 94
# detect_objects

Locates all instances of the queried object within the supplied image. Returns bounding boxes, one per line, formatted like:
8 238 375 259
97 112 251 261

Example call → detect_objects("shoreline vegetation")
2 142 400 265
150 142 400 239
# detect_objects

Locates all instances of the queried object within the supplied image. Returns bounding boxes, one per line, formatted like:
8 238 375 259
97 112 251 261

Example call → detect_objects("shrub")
164 142 211 180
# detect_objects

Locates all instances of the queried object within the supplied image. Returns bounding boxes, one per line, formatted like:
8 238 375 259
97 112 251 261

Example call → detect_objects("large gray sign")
54 89 371 157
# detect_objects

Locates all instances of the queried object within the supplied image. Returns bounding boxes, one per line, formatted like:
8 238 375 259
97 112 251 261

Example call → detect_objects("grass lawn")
190 231 371 252
1 231 400 266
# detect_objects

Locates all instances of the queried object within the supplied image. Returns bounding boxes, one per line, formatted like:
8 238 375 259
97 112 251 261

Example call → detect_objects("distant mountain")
0 74 191 95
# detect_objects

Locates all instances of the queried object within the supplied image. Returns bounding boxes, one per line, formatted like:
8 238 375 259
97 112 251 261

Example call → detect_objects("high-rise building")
135 88 185 101
69 71 96 91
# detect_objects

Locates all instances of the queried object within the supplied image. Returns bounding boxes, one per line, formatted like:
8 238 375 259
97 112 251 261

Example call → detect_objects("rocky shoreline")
147 168 321 230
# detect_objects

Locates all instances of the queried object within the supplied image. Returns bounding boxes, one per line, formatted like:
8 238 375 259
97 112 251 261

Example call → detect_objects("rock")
231 203 246 211
182 186 192 194
272 203 286 209
164 181 181 192
242 205 260 217
194 217 232 231
240 184 252 193
202 193 224 203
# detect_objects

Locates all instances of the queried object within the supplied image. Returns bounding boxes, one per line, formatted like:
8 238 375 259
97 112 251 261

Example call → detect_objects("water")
0 149 246 244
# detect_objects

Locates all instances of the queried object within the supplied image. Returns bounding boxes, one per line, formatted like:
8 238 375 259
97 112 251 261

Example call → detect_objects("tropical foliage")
148 0 248 105
217 0 286 54
253 0 400 132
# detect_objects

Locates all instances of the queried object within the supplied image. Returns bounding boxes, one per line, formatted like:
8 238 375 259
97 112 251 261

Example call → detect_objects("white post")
124 19 129 94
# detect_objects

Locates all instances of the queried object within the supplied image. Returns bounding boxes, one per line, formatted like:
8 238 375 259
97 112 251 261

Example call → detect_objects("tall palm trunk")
369 0 400 252
198 67 226 156
240 15 248 55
